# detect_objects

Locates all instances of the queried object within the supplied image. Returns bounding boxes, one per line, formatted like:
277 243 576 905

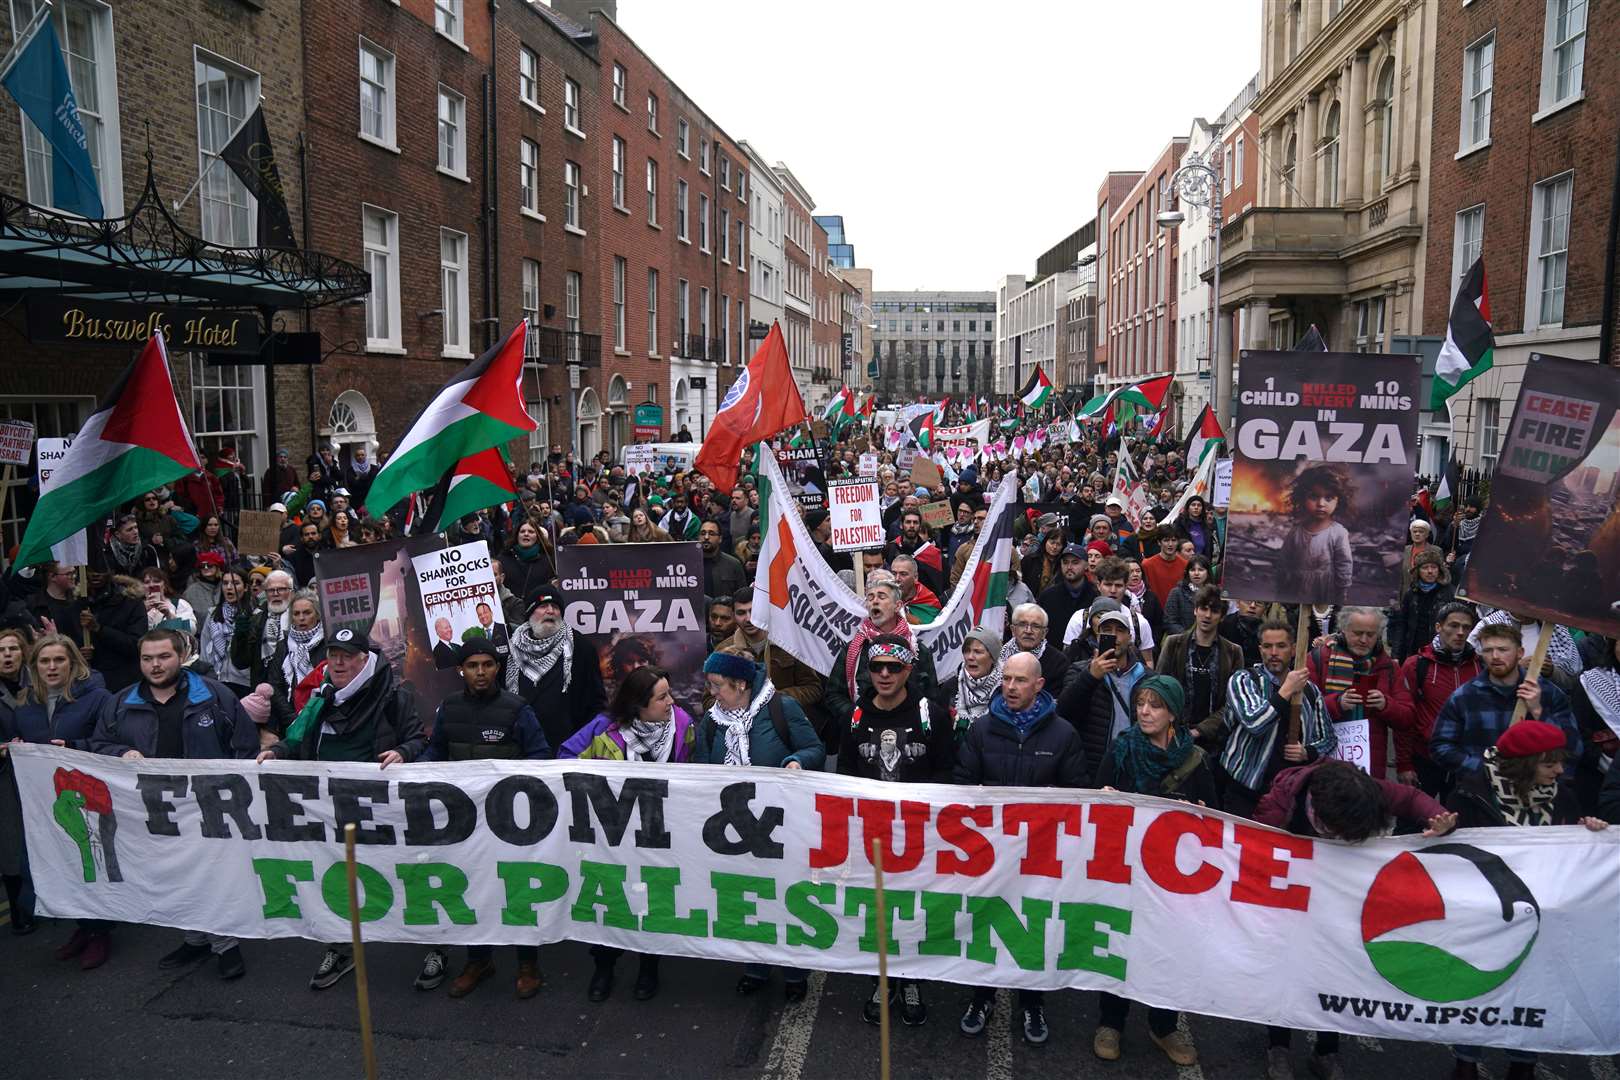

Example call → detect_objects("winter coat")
1387 644 1483 773
1307 639 1416 778
91 671 258 759
1430 670 1580 778
953 691 1088 788
173 471 224 517
268 636 329 734
1600 759 1620 824
723 628 826 714
1390 578 1456 661
691 672 825 770
1161 582 1199 638
5 677 112 750
836 686 956 783
509 629 607 752
823 633 938 727
1447 766 1583 829
231 605 286 688
701 550 749 604
267 652 424 763
1155 630 1245 747
558 707 698 762
1055 653 1146 786
498 546 556 602
86 576 150 694
1256 760 1447 835
1096 737 1219 806
1220 665 1335 796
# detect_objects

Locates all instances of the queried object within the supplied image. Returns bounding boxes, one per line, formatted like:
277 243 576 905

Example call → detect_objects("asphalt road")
4 912 1616 1080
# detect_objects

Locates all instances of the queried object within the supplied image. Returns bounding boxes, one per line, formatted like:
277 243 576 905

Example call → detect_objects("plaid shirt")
1429 668 1580 776
1220 664 1335 793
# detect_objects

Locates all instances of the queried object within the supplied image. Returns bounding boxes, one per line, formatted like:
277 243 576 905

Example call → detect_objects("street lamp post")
1157 145 1227 427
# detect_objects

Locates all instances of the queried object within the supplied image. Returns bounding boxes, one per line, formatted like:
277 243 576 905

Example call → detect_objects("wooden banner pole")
344 823 379 1080
1288 605 1310 743
871 838 891 1080
1511 628 1553 725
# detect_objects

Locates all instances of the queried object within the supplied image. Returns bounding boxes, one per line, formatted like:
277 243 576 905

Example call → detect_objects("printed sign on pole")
828 479 883 552
0 419 34 466
1213 457 1233 507
858 452 879 477
410 540 506 670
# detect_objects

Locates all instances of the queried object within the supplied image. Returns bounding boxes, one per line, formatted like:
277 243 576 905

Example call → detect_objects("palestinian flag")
821 387 853 428
1433 457 1461 513
431 446 517 533
1079 373 1175 423
859 393 875 419
909 410 935 452
1018 366 1052 410
15 334 201 568
365 320 535 516
1180 403 1226 468
1432 258 1493 413
966 490 1014 624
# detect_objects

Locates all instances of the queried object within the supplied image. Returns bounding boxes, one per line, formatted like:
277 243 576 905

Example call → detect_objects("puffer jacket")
1055 652 1146 786
1387 643 1482 773
954 690 1088 788
5 675 111 749
559 706 698 762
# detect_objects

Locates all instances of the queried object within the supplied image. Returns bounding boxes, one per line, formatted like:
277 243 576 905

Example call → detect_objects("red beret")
1495 720 1567 759
195 550 227 567
1086 539 1113 556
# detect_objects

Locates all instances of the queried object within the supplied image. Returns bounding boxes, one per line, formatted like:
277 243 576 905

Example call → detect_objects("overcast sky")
617 0 1260 293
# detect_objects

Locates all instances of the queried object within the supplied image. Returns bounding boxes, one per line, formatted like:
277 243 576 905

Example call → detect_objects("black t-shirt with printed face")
837 689 955 784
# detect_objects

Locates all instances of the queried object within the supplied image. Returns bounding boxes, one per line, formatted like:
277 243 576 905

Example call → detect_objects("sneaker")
863 980 894 1025
448 957 495 999
1152 1028 1198 1067
898 981 927 1027
1306 1052 1343 1080
309 948 354 990
414 949 448 991
1021 1004 1049 1046
54 926 91 961
1093 1026 1122 1061
1267 1047 1295 1080
78 932 110 971
216 946 246 981
959 996 992 1038
159 941 212 969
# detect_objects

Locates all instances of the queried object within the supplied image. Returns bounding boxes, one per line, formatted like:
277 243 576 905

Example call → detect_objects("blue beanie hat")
703 651 756 683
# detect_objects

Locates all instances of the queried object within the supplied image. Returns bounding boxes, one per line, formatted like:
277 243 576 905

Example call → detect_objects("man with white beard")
231 569 295 694
505 584 606 750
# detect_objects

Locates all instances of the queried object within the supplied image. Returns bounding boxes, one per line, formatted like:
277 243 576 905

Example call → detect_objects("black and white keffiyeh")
1580 668 1620 741
1001 639 1045 662
283 624 324 689
624 705 676 762
506 623 573 694
710 678 776 766
954 662 1002 730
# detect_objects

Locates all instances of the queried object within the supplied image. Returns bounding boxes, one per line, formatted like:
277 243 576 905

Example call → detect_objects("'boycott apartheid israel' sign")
14 744 1620 1055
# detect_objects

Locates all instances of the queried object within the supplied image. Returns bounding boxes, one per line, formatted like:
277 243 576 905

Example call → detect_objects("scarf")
506 623 573 694
1428 634 1476 666
286 650 379 747
1580 668 1620 741
845 616 914 698
954 661 1002 734
1482 747 1556 826
260 607 289 661
1320 639 1373 694
990 689 1054 739
1108 724 1194 794
1126 579 1147 601
510 543 543 562
1000 639 1045 662
623 705 676 762
283 624 324 690
200 600 237 670
1458 515 1481 543
107 534 144 574
710 679 777 766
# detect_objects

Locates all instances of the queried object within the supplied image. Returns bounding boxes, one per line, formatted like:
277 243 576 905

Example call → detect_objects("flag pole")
1288 605 1310 743
171 94 264 213
871 838 892 1080
344 824 379 1080
0 2 51 86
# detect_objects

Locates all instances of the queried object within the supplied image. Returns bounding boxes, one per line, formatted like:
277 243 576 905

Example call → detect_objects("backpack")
705 695 793 760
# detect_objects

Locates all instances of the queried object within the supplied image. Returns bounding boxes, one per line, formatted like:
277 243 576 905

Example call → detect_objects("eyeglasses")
265 586 292 596
1011 620 1045 630
869 662 907 675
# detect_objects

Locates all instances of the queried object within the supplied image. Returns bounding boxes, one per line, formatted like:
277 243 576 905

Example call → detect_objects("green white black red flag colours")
1017 365 1052 409
1432 258 1494 413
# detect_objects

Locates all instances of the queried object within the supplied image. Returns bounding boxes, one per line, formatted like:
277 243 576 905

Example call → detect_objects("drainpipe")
483 0 501 352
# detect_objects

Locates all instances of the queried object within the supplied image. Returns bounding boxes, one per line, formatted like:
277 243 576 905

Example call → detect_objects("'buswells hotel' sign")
26 296 260 355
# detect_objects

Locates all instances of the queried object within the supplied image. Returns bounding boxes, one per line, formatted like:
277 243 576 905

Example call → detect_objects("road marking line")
1173 1013 1206 1080
757 971 826 1080
986 990 1012 1080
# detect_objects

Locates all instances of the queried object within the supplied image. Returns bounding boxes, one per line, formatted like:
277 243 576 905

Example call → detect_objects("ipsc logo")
51 767 122 884
1360 844 1538 1002
717 371 762 426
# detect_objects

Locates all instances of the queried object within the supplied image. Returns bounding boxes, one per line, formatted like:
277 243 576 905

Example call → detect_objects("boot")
588 956 615 1002
632 954 660 1001
78 931 110 970
514 961 541 1000
447 957 495 998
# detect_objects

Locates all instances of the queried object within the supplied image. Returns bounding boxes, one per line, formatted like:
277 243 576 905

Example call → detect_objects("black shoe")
632 966 659 1001
960 996 993 1038
736 973 768 996
862 980 894 1025
159 941 212 969
588 962 615 1002
899 981 927 1026
10 915 36 936
216 946 245 980
783 980 807 1003
1021 1004 1049 1046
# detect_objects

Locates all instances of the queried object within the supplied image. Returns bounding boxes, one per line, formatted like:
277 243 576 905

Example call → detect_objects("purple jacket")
556 706 697 762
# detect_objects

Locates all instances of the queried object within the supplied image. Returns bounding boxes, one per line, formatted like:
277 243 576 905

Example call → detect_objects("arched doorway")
577 387 602 461
606 375 629 458
325 390 377 455
673 378 690 437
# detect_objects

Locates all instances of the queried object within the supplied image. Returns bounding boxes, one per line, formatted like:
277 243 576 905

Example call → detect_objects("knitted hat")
703 651 756 683
248 565 272 581
195 550 227 568
1132 674 1185 721
1495 720 1567 759
1088 514 1111 531
458 638 502 664
240 683 274 726
1086 539 1113 556
963 626 1002 658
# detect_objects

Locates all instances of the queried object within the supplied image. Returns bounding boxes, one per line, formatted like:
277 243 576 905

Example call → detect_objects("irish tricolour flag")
1017 366 1052 410
365 320 535 517
15 334 201 568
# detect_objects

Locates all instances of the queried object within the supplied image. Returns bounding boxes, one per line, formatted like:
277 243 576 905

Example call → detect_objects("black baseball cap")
327 626 371 654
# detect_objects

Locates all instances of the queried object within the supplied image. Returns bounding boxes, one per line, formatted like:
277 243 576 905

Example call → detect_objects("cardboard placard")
828 479 883 552
0 419 34 466
235 509 285 556
919 499 955 530
909 454 942 491
858 453 879 477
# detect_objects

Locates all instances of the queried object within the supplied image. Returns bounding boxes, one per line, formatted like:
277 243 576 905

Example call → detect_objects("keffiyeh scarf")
710 678 777 766
1483 748 1557 826
845 617 914 698
201 601 237 670
624 706 676 762
283 624 324 690
954 662 1002 734
107 535 145 575
506 623 573 694
1001 639 1045 662
1580 668 1620 741
260 607 289 662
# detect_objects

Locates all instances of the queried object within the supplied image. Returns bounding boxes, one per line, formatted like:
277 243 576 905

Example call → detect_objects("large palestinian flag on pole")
364 320 534 517
1080 373 1175 431
1017 366 1052 410
14 334 200 568
1431 257 1494 414
430 447 516 533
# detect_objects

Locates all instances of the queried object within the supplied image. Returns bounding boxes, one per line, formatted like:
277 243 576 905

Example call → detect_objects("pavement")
4 910 1617 1080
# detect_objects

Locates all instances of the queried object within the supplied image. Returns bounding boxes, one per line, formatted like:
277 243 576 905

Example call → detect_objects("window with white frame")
358 38 395 147
676 179 688 241
612 256 626 349
646 92 658 133
720 208 730 263
1223 144 1233 195
362 205 400 349
520 138 539 214
437 86 466 177
646 159 658 224
1539 0 1586 112
1320 102 1340 205
1353 296 1386 353
612 63 626 108
1529 172 1572 327
1377 60 1396 181
699 138 710 175
677 279 689 340
677 117 689 157
721 295 730 362
719 156 729 190
194 50 259 246
1461 32 1494 151
735 219 745 266
435 0 461 42
611 137 625 209
519 47 539 109
522 259 541 358
1477 399 1502 468
647 268 659 355
698 193 710 251
564 161 581 229
440 228 469 356
565 272 582 362
1452 205 1484 290
14 0 121 216
1235 133 1245 187
188 358 258 476
563 77 582 134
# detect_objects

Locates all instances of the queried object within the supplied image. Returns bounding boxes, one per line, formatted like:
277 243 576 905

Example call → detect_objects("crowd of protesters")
0 414 1616 1080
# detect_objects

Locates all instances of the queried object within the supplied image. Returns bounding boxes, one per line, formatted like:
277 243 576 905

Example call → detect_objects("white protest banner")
15 742 1620 1054
1214 456 1233 507
0 418 34 466
1331 719 1371 774
411 540 505 670
935 419 991 452
858 452 879 477
35 436 87 565
827 478 883 552
623 443 697 477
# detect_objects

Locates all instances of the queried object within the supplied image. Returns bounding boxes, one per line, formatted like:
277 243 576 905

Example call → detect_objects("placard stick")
853 552 866 598
1288 605 1310 743
1511 628 1553 725
0 464 11 572
344 824 379 1080
871 838 891 1080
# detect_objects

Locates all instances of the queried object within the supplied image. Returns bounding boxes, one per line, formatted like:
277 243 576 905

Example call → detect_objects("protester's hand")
377 750 403 768
1101 785 1118 793
1282 742 1307 762
281 544 296 556
1516 677 1543 719
785 760 802 770
1422 812 1458 837
1396 769 1419 787
41 616 57 636
255 750 277 764
50 739 66 747
1580 817 1609 832
1311 634 1330 650
1279 668 1310 700
80 609 97 631
79 643 93 661
1540 659 1555 678
152 533 164 547
1339 689 1363 708
1364 690 1386 711
1089 648 1119 680
121 750 144 760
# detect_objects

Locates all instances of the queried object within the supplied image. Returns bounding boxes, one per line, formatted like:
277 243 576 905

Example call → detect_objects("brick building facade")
1101 140 1186 392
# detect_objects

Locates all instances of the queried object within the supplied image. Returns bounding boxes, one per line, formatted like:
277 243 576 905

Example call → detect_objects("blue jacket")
92 671 258 760
692 673 825 770
5 675 111 750
1430 668 1580 777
